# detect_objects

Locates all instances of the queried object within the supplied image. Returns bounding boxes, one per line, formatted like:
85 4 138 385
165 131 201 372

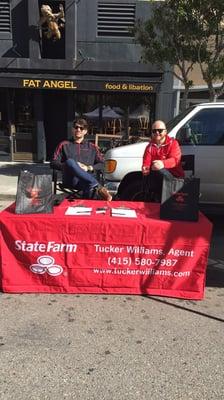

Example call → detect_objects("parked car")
104 102 224 207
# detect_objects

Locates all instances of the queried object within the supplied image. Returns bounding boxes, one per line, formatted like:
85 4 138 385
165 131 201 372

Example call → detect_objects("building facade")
0 0 172 162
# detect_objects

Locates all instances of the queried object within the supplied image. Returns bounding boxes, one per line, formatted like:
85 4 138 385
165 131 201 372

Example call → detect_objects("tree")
135 0 224 107
191 0 224 101
134 0 201 109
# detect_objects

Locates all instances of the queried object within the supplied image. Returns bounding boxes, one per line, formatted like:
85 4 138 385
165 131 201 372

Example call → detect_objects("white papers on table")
111 208 137 218
65 206 92 216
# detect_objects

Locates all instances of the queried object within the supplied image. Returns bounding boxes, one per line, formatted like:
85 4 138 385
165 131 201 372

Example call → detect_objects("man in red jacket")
142 120 184 201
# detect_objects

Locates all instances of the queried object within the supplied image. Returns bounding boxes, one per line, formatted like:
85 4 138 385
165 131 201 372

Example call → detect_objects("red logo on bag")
175 194 185 203
26 187 41 205
172 191 188 203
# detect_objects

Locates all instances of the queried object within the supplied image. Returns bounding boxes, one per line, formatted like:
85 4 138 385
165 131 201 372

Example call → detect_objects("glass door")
13 91 37 161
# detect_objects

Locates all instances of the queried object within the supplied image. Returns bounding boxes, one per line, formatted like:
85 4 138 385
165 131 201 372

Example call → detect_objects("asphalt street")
0 162 223 400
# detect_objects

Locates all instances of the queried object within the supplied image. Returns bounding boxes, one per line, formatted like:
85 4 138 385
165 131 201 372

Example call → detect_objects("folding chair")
104 119 122 135
51 166 105 200
139 117 149 135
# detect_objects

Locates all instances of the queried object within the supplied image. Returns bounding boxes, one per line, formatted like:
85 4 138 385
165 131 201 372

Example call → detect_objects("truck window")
176 108 224 145
166 107 194 132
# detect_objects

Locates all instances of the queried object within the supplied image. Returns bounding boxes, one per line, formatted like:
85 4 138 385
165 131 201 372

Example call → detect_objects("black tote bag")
160 177 200 221
15 170 53 214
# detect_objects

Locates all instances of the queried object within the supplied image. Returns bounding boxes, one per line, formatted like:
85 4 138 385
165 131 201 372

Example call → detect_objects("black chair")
140 154 195 202
180 154 195 176
51 167 104 199
52 168 75 195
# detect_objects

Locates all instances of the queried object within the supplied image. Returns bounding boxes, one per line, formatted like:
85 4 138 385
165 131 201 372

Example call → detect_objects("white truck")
104 102 224 207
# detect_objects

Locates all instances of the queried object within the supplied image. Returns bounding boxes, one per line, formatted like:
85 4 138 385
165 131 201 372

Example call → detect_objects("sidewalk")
0 161 52 200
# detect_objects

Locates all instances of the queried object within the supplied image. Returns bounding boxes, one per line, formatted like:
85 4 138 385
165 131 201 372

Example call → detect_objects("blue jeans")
62 159 99 198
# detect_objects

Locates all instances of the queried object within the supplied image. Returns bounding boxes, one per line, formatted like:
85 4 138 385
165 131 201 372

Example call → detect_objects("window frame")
176 108 224 146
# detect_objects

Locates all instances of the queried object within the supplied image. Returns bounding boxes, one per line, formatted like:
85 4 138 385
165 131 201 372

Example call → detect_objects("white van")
104 102 224 206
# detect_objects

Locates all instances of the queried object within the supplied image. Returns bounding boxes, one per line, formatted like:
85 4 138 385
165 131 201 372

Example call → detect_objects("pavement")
0 161 52 207
0 162 223 400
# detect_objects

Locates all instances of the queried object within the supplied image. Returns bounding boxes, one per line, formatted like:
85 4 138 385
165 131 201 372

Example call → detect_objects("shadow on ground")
0 163 51 176
206 266 224 288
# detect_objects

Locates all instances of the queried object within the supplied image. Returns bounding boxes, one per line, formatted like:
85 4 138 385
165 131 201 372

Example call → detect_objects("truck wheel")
119 180 147 201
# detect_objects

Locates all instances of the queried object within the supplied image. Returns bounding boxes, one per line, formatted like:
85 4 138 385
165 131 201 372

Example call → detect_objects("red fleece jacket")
142 135 184 178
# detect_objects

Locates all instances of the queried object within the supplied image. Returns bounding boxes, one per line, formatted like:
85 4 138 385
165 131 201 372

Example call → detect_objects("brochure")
111 207 137 218
65 206 92 216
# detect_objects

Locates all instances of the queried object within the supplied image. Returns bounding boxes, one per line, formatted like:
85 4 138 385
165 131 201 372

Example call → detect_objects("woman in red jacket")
142 120 184 201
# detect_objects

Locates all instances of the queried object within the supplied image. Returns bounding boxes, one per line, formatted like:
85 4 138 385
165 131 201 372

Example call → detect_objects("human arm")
162 139 182 169
77 162 93 172
142 144 152 175
50 141 67 171
150 140 182 171
151 160 165 170
90 143 105 171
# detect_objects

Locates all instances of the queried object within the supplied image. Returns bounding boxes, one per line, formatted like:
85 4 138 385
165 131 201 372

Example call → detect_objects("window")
97 2 136 37
73 91 155 137
176 109 224 145
0 0 11 36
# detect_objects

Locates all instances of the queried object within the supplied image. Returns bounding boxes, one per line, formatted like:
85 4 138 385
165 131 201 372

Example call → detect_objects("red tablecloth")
0 200 213 299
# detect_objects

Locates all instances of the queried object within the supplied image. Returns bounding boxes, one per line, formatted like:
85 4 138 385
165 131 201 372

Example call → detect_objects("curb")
0 194 16 200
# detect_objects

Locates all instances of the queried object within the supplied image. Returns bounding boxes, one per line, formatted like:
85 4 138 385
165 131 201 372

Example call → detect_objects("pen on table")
75 211 91 214
112 213 126 216
71 205 88 208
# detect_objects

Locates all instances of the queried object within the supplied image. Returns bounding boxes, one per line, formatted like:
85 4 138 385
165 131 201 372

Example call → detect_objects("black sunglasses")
152 128 166 134
74 125 85 131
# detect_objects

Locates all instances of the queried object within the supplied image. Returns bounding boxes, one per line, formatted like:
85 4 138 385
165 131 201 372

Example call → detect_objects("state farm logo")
30 255 63 276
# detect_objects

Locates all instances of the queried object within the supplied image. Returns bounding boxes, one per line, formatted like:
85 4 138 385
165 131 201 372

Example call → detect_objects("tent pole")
123 106 129 140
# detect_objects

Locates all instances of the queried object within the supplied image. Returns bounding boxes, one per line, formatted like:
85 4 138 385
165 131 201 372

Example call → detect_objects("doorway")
0 90 11 161
43 90 68 160
12 90 37 161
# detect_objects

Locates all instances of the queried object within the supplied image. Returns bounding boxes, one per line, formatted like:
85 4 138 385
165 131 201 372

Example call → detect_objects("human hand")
151 160 164 170
142 166 150 175
77 162 88 172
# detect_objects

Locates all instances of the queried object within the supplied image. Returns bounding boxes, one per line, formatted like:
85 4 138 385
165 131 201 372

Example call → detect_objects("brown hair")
72 118 88 129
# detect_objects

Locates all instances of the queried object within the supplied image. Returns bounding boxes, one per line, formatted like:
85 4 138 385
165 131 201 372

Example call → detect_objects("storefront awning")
0 72 162 93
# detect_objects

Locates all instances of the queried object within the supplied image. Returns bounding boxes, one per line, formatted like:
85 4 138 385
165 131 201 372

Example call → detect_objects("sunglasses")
74 125 85 131
152 128 166 134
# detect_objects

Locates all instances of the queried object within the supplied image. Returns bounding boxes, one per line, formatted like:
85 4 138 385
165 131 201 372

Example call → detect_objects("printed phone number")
107 257 178 267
